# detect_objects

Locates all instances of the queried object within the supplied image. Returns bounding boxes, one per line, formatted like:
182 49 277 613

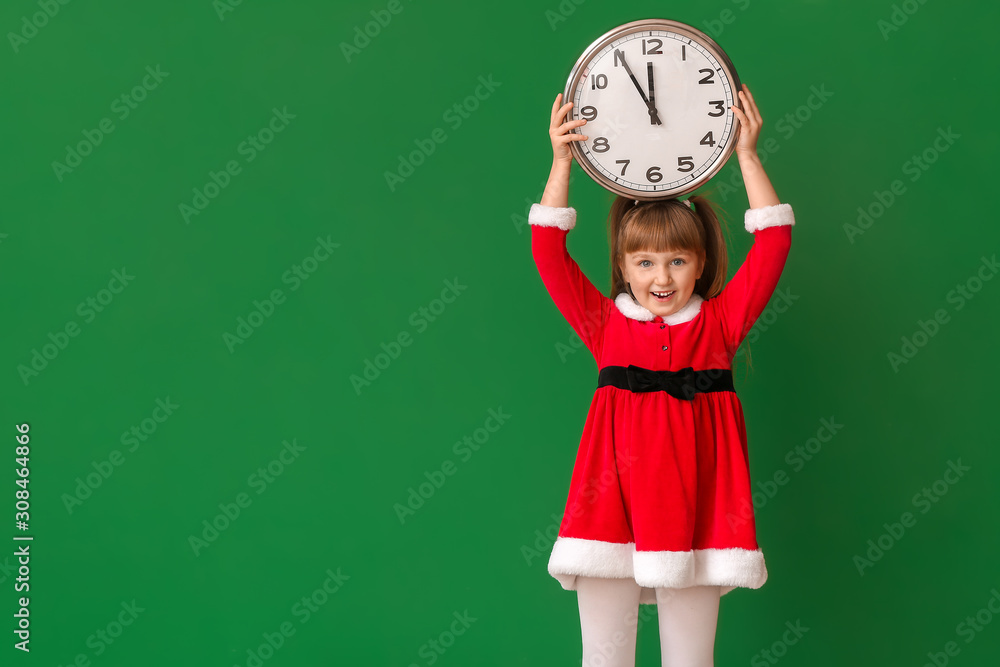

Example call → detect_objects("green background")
2 0 998 664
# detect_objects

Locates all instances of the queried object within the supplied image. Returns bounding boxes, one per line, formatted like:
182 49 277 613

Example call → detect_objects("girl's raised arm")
540 93 585 208
529 93 611 360
732 86 781 210
716 85 795 352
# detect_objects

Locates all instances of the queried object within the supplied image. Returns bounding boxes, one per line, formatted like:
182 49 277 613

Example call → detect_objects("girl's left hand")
730 84 761 159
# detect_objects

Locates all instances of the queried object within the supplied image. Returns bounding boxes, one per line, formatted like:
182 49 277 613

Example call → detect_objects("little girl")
529 84 794 667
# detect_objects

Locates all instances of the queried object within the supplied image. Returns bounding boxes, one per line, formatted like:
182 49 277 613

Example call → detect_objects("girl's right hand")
549 92 588 166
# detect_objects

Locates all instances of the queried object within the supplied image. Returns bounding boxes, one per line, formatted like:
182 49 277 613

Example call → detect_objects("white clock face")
568 28 738 197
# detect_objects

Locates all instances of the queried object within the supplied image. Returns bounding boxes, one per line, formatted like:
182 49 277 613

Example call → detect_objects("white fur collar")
614 291 704 325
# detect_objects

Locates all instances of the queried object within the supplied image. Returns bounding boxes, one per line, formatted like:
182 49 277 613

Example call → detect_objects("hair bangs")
620 205 704 258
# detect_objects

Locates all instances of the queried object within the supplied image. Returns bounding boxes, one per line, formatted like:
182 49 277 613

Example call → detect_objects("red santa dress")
529 201 794 605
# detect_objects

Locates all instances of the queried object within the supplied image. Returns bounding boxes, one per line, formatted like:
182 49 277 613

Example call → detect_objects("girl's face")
621 247 704 318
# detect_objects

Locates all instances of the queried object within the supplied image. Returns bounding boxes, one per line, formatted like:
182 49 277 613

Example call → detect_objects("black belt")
597 365 735 401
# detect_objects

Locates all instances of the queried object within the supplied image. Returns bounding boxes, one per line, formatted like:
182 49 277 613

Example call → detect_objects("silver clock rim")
562 18 743 201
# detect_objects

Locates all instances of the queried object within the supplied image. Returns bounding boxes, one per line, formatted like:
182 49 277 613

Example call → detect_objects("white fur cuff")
744 203 795 233
529 203 576 231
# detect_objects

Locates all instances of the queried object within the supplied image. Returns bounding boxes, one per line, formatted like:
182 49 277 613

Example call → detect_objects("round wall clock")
563 18 743 200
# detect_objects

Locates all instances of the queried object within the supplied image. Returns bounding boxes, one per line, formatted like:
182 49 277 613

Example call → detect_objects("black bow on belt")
625 364 698 400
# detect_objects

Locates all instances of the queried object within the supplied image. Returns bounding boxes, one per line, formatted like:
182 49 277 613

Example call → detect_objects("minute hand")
619 56 661 125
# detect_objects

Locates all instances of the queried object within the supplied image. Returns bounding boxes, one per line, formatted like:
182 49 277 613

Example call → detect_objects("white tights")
576 576 721 667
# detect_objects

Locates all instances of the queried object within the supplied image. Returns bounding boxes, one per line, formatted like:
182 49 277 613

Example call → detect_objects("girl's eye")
639 259 684 267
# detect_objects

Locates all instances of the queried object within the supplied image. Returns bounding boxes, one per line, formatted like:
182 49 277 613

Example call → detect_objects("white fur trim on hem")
548 536 767 605
614 292 704 325
529 203 576 231
744 203 795 233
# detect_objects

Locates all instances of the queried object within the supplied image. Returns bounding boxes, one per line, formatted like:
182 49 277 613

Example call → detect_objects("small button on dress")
529 201 795 605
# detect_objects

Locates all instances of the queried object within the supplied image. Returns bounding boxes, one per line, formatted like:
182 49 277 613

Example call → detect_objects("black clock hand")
647 62 661 126
617 53 662 125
